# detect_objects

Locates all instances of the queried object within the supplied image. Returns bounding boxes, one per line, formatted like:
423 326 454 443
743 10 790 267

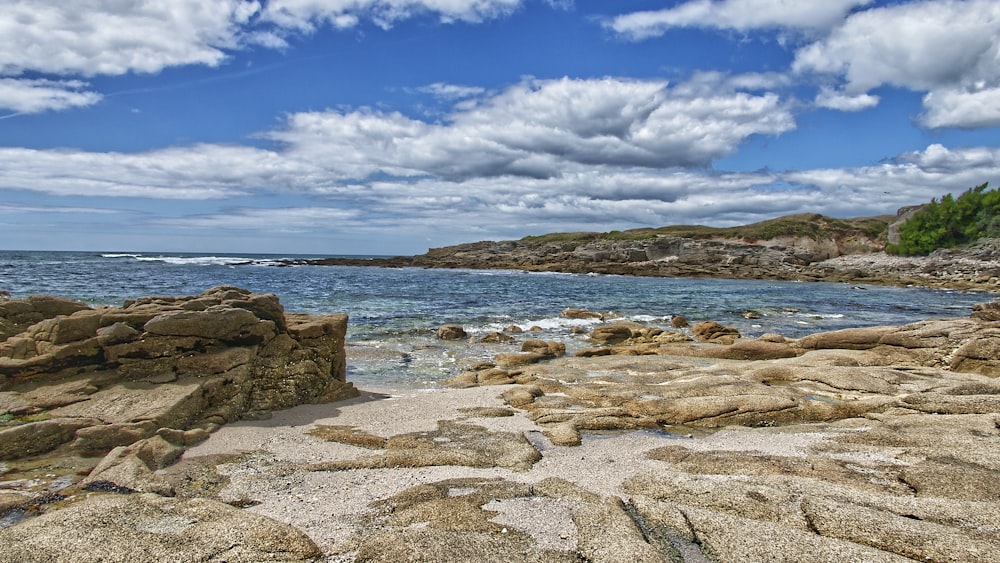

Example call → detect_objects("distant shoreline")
292 242 1000 293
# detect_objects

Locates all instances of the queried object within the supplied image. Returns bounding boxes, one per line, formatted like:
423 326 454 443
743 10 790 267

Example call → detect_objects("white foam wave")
103 254 285 267
472 315 605 334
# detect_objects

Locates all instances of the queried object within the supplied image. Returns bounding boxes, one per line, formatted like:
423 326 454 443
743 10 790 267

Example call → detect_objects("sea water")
0 250 991 388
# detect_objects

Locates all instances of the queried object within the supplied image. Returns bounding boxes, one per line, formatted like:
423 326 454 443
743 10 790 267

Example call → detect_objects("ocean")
0 250 992 388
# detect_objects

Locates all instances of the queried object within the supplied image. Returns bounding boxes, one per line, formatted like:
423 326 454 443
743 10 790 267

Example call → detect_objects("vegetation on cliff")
520 213 891 245
888 182 1000 256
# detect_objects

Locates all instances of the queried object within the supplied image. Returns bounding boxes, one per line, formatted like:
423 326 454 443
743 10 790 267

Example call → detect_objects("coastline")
296 239 1000 293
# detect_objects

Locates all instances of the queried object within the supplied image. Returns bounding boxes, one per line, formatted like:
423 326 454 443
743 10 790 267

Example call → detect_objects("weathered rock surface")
416 303 1000 562
0 286 356 489
0 492 322 563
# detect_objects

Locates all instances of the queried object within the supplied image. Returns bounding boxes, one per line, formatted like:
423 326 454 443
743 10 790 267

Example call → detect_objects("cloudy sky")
2 0 999 255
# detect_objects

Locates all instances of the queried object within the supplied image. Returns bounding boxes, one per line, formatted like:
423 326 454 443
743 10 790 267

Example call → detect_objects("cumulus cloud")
792 0 1000 128
921 87 1000 129
813 86 878 112
607 0 872 39
0 0 260 77
268 76 795 180
0 78 102 114
0 0 533 116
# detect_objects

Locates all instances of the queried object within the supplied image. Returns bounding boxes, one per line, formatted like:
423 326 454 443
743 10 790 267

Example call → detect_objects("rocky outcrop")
0 286 356 475
299 231 1000 291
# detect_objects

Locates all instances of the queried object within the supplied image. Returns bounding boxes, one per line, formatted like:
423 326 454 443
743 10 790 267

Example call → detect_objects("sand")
179 384 836 560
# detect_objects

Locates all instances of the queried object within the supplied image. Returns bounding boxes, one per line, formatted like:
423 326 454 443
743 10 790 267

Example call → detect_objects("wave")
100 254 289 267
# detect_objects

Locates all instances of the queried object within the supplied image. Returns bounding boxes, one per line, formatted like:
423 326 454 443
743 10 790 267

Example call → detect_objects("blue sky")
1 0 999 255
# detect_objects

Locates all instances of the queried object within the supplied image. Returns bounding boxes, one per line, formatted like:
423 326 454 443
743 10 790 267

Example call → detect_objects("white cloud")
0 78 102 114
0 145 310 199
259 0 524 31
792 0 1000 128
814 86 878 112
0 0 260 77
2 137 998 246
157 206 360 231
608 0 871 39
416 82 487 99
921 87 1000 129
268 76 795 179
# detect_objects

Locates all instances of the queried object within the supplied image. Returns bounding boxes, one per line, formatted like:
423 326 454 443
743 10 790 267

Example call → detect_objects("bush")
887 183 1000 255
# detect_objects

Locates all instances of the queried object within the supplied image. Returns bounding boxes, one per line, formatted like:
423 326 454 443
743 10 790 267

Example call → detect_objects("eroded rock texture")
0 286 355 486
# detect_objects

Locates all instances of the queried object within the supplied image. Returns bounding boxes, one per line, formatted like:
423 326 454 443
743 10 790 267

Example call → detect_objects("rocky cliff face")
0 286 356 476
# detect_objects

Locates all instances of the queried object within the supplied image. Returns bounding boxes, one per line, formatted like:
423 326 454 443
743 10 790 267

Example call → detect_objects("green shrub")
887 183 1000 255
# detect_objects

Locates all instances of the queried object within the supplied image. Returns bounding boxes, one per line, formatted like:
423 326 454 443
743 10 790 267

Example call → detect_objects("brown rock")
561 308 604 320
143 308 263 341
697 339 798 360
797 325 898 350
0 493 322 562
589 323 635 345
521 339 565 357
951 335 1000 376
478 331 515 343
691 321 741 343
0 417 102 460
436 324 468 340
494 352 548 368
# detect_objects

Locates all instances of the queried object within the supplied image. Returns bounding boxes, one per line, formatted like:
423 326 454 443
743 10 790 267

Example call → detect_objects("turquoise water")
0 251 991 387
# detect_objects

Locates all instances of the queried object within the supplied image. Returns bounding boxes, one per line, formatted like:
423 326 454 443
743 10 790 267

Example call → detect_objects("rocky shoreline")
301 237 1000 292
1 288 999 561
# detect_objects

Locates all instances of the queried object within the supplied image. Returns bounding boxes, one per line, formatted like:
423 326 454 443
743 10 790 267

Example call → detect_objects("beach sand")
179 385 835 560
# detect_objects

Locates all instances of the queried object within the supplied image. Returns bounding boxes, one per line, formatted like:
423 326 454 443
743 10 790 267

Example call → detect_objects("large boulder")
0 287 356 469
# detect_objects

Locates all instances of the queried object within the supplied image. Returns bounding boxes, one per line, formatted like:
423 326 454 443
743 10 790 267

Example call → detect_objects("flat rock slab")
0 492 321 563
48 381 203 425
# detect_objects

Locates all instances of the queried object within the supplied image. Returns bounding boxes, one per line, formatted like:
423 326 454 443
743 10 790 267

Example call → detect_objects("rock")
671 315 689 328
971 301 1000 321
572 497 665 562
0 417 102 460
521 339 565 357
143 308 262 341
494 352 549 368
696 339 798 361
589 323 635 345
436 324 468 340
951 335 1000 376
311 420 542 473
95 322 140 346
561 308 604 320
71 421 157 453
0 287 356 475
0 296 90 340
478 331 515 343
797 325 898 350
801 496 1000 562
0 493 322 562
690 321 740 343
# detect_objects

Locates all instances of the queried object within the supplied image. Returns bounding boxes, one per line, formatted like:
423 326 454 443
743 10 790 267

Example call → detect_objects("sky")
1 0 999 256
